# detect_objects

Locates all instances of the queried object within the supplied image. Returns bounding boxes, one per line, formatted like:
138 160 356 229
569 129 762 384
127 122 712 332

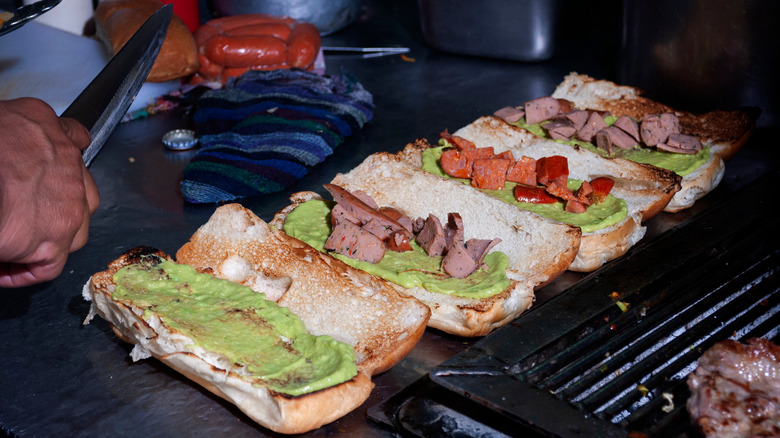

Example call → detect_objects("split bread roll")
271 153 582 337
416 116 680 272
550 72 760 212
94 0 199 82
83 205 430 434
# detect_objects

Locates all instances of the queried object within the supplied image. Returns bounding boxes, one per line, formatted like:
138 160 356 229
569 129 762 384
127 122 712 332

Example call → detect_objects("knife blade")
60 4 172 167
0 0 62 36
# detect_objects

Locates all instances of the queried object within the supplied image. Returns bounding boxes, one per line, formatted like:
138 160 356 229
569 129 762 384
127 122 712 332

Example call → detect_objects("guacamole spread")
517 117 709 176
422 145 627 233
283 199 511 300
112 258 357 397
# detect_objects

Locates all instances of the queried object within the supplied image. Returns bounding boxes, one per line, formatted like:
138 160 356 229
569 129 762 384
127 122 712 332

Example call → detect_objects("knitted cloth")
181 69 373 203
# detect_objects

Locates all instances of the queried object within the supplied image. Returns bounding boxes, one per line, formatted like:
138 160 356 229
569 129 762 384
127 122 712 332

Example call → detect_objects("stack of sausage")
495 97 703 156
323 184 501 279
192 14 321 85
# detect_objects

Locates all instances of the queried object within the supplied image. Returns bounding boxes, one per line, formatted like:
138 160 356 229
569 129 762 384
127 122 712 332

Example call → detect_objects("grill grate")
367 166 779 437
422 168 780 437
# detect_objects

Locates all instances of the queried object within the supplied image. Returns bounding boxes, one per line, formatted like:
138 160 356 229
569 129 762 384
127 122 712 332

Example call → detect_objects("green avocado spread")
283 199 511 300
517 116 709 176
422 145 627 233
111 258 358 397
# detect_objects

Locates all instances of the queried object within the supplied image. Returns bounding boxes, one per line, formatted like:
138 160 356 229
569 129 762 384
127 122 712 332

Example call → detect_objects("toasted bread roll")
272 154 582 336
94 0 199 82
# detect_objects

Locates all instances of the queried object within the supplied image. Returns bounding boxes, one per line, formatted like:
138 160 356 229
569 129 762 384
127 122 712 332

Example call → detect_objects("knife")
0 0 62 36
60 4 172 167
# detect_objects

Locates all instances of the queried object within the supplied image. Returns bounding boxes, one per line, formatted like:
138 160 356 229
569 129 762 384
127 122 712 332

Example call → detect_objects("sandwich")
398 128 680 272
270 152 582 337
82 204 430 434
498 72 759 212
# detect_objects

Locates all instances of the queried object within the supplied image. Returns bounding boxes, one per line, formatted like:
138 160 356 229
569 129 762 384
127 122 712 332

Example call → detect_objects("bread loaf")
94 0 199 82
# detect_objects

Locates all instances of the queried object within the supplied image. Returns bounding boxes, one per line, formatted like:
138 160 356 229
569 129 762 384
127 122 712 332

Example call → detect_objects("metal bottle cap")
162 129 198 151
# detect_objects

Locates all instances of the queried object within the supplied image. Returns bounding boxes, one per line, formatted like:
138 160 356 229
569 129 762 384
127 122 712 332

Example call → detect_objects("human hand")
0 98 100 288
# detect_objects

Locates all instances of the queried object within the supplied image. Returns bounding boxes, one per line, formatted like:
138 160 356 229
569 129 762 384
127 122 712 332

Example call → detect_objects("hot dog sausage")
193 13 321 84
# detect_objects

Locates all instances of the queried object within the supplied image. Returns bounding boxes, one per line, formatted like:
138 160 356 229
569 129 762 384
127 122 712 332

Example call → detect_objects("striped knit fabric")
181 69 374 203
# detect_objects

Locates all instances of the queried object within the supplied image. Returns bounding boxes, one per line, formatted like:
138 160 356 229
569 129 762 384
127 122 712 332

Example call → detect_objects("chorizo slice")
471 158 510 191
506 156 537 186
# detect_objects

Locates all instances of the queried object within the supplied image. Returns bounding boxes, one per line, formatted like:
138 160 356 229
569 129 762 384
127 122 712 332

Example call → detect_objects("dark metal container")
619 0 779 127
416 0 562 61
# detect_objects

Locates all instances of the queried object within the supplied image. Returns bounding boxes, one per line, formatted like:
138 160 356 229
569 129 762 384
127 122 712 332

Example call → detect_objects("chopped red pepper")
588 176 615 203
536 155 569 186
513 184 558 204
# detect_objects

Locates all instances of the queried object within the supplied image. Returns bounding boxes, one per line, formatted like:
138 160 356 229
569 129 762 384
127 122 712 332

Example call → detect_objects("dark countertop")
1 1 776 437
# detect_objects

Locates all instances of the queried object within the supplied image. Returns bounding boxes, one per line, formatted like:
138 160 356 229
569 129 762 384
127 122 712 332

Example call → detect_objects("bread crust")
271 153 582 336
176 203 431 375
94 0 199 82
82 247 376 434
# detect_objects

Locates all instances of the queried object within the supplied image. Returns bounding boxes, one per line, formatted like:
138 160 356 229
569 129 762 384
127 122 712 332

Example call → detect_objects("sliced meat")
545 179 578 202
545 117 577 140
565 110 590 131
495 150 514 161
556 98 575 114
613 115 641 142
440 129 476 150
493 106 525 123
565 199 588 213
524 96 561 124
536 155 569 186
640 113 681 146
444 212 465 251
361 217 393 241
386 231 413 252
687 338 780 438
574 180 594 205
324 220 385 263
331 203 360 227
595 126 639 154
440 148 472 178
416 214 447 256
412 217 426 234
441 241 478 279
379 207 414 234
506 156 537 186
667 133 703 152
352 189 379 209
440 147 495 179
465 238 501 266
324 184 412 239
577 111 609 142
471 158 510 191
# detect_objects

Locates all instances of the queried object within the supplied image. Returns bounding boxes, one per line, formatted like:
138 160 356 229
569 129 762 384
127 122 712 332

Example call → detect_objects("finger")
59 117 92 150
82 164 101 215
69 214 90 253
0 256 67 288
